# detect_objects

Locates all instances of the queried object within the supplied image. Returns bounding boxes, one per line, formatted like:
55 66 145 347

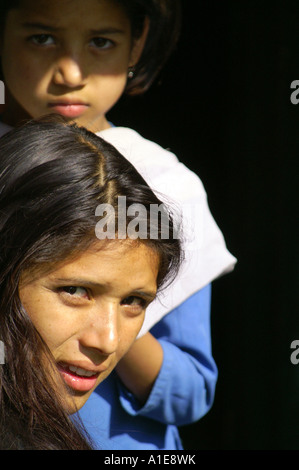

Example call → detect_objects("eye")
89 37 114 50
121 296 147 309
29 34 55 46
60 286 89 299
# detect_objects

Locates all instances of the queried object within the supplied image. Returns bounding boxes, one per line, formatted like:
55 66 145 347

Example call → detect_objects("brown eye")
121 296 147 308
29 34 55 46
61 286 89 298
90 37 114 50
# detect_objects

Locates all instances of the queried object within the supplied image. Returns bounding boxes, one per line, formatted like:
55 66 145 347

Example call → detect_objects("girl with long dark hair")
0 117 182 449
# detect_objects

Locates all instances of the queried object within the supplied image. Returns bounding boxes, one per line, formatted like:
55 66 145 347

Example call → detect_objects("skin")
19 240 159 413
115 332 164 404
0 0 148 132
1 0 163 405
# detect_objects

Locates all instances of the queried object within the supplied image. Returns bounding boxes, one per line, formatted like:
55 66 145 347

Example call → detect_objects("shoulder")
98 126 179 167
98 126 207 203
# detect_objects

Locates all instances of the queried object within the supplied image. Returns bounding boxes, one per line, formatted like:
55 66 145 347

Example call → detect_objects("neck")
87 115 111 133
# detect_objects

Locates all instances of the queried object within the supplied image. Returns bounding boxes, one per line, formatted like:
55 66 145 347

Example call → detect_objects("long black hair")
0 116 182 449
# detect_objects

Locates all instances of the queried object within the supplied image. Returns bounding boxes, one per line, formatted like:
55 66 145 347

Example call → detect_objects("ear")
129 17 150 67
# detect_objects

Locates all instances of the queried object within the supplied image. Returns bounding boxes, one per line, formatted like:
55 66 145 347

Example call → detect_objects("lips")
48 101 89 118
57 362 101 392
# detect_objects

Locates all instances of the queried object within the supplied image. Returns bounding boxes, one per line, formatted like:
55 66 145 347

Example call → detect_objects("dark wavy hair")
0 0 181 95
0 117 182 449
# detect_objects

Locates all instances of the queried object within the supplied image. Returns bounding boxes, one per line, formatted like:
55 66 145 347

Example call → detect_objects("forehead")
9 0 130 29
32 240 159 294
74 239 159 272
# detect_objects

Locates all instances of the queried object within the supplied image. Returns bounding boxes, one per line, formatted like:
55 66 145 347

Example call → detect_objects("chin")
66 391 94 415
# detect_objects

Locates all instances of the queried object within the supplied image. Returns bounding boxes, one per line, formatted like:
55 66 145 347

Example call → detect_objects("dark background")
108 1 299 450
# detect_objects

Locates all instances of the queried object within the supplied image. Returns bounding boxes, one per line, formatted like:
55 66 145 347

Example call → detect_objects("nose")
79 303 119 356
53 54 85 88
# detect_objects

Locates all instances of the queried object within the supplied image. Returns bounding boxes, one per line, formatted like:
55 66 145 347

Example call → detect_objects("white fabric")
0 122 237 336
97 127 237 337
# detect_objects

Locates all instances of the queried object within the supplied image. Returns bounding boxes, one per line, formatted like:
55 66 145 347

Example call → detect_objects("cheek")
16 63 46 96
92 74 127 107
21 295 71 353
28 311 62 350
34 320 68 352
116 315 145 359
2 49 47 97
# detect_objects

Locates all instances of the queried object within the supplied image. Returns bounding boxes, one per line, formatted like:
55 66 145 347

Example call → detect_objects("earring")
128 67 135 79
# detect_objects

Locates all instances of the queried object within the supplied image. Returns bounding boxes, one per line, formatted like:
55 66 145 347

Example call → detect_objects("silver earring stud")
128 67 135 79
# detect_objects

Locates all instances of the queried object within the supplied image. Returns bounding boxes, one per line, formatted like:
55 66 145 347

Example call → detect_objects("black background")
108 1 299 450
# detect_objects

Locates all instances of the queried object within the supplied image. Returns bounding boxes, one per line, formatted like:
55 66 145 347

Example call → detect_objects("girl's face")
0 0 147 132
19 240 159 413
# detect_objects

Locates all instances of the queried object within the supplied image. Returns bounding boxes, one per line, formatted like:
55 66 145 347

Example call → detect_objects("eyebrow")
131 290 157 302
21 22 126 36
54 278 157 301
21 22 61 32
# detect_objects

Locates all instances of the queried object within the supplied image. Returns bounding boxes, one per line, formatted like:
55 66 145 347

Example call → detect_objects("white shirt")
97 127 236 336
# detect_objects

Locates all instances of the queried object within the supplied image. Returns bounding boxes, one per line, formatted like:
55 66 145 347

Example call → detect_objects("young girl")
0 117 182 449
0 0 236 449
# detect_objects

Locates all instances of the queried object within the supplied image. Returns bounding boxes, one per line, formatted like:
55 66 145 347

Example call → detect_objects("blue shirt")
78 284 217 450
